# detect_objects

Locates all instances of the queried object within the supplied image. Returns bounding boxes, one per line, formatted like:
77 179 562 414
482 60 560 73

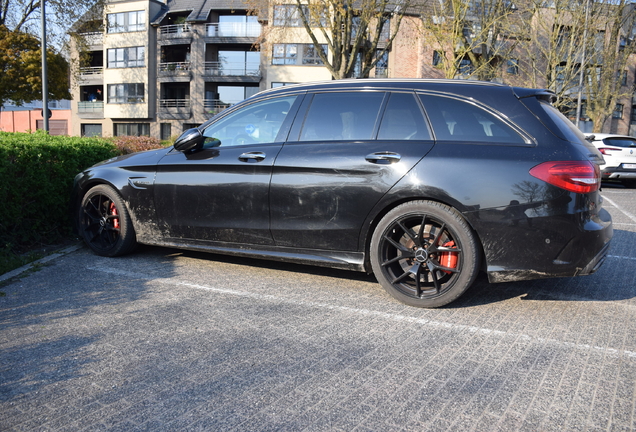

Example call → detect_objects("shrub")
111 135 165 155
0 131 118 253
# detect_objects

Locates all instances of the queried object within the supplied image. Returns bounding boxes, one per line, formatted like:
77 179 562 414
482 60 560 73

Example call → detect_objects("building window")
621 70 628 86
432 50 444 67
114 123 150 136
613 104 624 119
107 11 145 33
631 105 636 123
81 124 102 137
271 82 297 88
458 58 473 76
506 58 519 75
160 123 172 140
107 83 144 104
273 5 324 27
107 47 145 68
272 43 326 65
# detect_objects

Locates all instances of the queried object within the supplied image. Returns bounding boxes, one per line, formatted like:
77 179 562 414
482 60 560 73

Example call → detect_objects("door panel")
154 95 299 245
155 144 282 245
270 91 435 251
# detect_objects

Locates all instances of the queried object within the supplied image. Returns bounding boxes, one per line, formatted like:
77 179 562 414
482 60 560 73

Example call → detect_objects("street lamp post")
41 0 49 132
575 0 591 131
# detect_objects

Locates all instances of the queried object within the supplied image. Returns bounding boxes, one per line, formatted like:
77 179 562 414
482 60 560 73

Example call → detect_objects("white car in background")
585 133 636 188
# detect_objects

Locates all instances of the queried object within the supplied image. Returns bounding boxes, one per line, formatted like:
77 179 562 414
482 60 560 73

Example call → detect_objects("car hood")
90 146 174 169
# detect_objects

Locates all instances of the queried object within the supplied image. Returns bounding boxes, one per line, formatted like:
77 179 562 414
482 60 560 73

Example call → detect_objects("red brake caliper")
109 202 120 229
440 241 458 274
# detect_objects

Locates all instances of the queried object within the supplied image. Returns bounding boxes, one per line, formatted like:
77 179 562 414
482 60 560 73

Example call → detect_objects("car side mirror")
174 128 205 151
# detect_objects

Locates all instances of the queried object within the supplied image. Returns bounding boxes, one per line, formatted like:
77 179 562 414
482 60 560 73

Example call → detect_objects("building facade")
70 0 636 138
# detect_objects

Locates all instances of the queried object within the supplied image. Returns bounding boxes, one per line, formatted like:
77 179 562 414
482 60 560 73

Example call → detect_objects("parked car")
585 133 636 188
72 79 613 308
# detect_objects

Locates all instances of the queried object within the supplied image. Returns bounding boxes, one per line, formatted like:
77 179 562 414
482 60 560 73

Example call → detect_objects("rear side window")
299 92 384 141
377 93 432 140
419 94 527 144
537 100 587 143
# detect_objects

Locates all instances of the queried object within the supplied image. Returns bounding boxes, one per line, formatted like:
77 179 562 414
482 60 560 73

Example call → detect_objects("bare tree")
418 0 518 81
0 0 98 47
250 0 415 79
512 0 636 130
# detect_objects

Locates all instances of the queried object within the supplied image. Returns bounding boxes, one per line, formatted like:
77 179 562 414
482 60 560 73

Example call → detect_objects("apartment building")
70 0 636 138
71 0 266 138
70 0 402 138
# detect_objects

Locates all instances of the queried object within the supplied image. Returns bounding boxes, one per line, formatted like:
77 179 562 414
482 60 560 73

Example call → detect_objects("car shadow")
168 227 636 309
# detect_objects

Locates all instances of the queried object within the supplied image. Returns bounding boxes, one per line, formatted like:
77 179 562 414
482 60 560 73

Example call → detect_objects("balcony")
158 62 192 80
203 62 261 83
77 101 104 119
77 32 103 46
158 99 191 120
203 99 235 116
158 24 193 44
205 22 261 44
80 66 104 76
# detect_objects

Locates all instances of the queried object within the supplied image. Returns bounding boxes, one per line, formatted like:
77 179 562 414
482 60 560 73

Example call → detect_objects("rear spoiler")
513 88 557 104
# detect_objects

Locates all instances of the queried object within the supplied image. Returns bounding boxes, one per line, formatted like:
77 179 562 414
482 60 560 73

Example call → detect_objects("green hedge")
0 131 118 252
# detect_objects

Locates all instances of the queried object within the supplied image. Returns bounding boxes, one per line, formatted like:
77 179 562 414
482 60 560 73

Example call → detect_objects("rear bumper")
602 167 636 179
473 203 613 284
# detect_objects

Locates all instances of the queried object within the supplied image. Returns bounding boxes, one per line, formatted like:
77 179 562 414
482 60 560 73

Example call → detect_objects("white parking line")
88 265 636 361
603 195 636 223
608 255 636 261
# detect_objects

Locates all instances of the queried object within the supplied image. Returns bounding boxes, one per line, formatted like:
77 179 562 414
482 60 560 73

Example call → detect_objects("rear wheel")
622 179 636 189
78 185 137 257
370 201 480 308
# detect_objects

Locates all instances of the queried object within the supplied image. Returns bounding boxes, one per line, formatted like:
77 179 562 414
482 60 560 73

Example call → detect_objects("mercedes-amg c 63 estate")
72 79 613 307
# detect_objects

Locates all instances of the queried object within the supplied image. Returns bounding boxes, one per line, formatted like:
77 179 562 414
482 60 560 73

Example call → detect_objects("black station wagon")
72 79 613 307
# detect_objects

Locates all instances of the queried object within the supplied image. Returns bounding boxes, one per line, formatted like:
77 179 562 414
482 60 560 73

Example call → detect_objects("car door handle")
239 152 266 163
365 152 402 164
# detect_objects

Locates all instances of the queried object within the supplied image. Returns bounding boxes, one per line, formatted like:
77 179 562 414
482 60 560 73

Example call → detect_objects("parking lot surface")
1 184 636 431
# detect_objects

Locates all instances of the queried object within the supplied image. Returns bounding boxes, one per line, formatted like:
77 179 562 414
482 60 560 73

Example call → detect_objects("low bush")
110 135 165 155
0 131 118 255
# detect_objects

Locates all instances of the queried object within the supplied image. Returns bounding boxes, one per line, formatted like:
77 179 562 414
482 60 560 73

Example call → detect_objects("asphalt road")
1 183 636 431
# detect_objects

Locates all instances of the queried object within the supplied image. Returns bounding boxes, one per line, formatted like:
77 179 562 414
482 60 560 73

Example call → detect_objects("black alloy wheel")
79 185 137 257
371 201 480 308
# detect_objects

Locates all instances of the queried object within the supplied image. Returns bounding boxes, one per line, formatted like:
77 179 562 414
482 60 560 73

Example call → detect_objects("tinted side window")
378 93 432 140
202 96 297 147
419 94 526 144
299 92 384 141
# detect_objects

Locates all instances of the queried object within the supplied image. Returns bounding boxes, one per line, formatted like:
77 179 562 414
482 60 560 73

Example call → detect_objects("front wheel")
370 201 480 308
78 184 137 257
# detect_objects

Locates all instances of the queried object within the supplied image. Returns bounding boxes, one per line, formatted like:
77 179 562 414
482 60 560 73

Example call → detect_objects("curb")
0 243 84 283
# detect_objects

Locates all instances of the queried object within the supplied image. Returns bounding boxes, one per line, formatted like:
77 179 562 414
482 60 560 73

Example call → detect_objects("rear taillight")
529 161 600 194
598 147 622 155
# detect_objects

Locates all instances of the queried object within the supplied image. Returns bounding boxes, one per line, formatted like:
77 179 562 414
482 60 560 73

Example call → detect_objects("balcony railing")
78 101 104 113
205 22 261 38
160 99 190 108
204 61 260 77
80 66 104 76
159 24 192 37
203 99 235 114
77 32 103 45
159 62 192 72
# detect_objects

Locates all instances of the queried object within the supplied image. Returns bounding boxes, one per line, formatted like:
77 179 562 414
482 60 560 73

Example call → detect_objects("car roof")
254 78 550 100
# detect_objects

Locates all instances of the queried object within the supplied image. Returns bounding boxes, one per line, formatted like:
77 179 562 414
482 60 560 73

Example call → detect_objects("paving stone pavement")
1 185 636 431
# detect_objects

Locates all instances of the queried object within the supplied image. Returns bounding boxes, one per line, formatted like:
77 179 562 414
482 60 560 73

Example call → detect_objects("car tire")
370 201 480 308
78 184 137 257
622 180 636 189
